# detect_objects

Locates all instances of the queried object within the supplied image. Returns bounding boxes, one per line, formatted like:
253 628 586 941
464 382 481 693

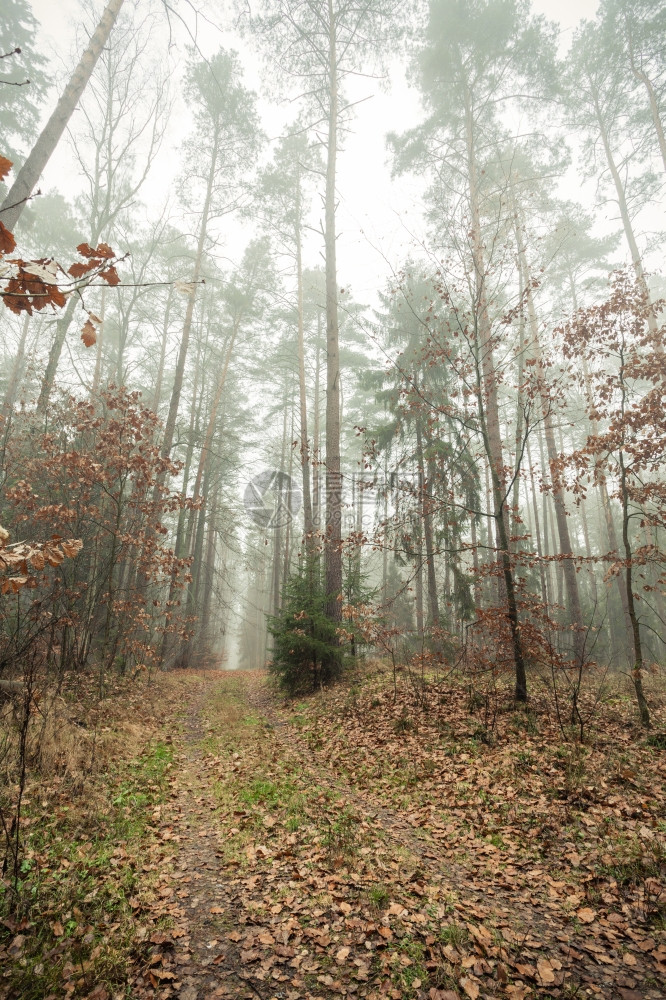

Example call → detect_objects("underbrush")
283 659 666 925
0 668 189 999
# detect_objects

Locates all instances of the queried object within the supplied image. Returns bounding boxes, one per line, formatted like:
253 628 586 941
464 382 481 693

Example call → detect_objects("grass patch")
389 934 427 997
0 739 174 998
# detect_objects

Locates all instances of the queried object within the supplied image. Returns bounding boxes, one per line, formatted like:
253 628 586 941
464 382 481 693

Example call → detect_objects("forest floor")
1 664 666 1000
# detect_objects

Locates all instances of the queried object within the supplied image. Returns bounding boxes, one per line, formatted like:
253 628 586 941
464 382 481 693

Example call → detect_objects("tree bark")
1 313 29 422
515 218 585 660
619 450 650 727
324 0 343 624
416 418 439 627
0 0 126 232
591 87 658 338
152 287 173 413
295 179 314 567
91 285 106 396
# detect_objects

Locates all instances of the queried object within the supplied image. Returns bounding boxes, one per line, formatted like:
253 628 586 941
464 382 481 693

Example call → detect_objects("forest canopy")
0 0 665 717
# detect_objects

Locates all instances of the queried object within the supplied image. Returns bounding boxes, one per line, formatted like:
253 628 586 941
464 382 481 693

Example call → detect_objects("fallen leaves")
7 667 663 1000
460 975 480 999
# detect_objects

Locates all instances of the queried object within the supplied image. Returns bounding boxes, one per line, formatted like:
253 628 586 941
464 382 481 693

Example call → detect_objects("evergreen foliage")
268 572 344 695
0 0 49 165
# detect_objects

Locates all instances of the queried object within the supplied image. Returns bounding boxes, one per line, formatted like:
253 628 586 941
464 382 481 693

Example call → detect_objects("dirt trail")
131 671 665 1000
132 675 267 1000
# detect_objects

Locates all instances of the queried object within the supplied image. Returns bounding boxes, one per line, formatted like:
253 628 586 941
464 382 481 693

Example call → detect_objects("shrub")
267 572 343 695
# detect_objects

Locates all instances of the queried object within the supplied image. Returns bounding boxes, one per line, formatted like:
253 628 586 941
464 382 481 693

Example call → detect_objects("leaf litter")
127 667 665 1000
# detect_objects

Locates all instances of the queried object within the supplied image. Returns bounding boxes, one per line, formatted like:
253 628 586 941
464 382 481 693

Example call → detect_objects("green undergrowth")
0 739 174 999
204 675 377 869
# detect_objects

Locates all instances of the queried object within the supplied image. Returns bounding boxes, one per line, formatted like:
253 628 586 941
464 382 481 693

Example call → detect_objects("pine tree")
268 571 344 694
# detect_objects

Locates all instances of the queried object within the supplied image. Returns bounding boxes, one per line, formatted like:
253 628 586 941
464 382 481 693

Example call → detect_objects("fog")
1 0 664 719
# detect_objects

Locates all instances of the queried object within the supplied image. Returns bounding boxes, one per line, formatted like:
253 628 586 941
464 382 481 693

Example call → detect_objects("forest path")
131 670 665 1000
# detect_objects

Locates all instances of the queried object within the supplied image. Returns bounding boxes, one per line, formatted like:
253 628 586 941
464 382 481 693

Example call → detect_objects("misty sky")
30 0 604 302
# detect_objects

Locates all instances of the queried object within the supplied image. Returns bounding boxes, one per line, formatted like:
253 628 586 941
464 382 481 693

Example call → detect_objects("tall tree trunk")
282 404 296 593
619 450 650 727
463 89 507 531
512 264 526 540
295 185 314 569
416 418 439 627
160 148 215 467
579 355 632 658
0 0 126 231
515 217 584 660
414 551 424 639
1 313 29 422
272 398 289 618
199 493 217 653
91 285 106 396
187 318 240 552
626 28 666 175
152 287 173 413
312 322 322 540
324 0 343 624
525 436 550 612
591 88 658 337
159 339 203 665
36 296 78 413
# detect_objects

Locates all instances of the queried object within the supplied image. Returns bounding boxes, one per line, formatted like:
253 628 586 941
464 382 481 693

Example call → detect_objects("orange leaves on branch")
76 241 114 260
0 165 124 315
100 265 120 286
0 155 12 181
68 260 96 279
67 245 121 287
60 540 83 558
3 264 67 315
0 221 16 254
0 526 83 596
81 318 97 348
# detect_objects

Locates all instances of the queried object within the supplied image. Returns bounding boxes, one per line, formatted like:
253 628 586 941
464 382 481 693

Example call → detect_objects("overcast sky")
30 0 601 299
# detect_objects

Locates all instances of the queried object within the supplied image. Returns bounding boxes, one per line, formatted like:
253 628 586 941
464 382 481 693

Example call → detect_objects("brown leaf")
240 949 260 963
60 540 83 559
68 260 96 278
460 975 480 1000
496 963 509 984
85 988 109 1000
100 265 120 286
577 907 596 924
335 946 350 964
0 155 13 181
81 320 97 348
0 221 16 254
536 958 555 985
44 546 64 567
8 934 26 956
29 550 45 570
